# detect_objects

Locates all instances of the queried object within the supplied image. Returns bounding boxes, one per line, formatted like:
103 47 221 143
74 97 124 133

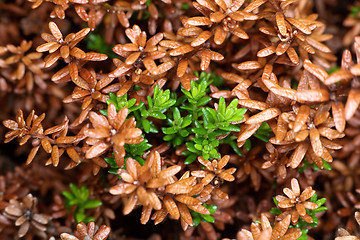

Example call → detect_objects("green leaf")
68 199 81 206
322 160 332 170
219 124 240 132
62 191 74 200
83 199 103 209
254 122 272 142
142 119 151 133
147 95 154 108
313 206 328 213
86 32 116 59
218 97 226 118
99 109 107 116
316 198 326 207
162 127 178 135
79 186 90 201
207 204 217 214
197 97 211 106
83 216 96 224
186 142 199 153
192 128 207 135
192 215 200 226
226 138 243 156
173 107 181 120
269 207 282 215
75 212 87 223
181 115 192 128
310 193 318 203
229 108 247 122
134 156 145 165
351 6 360 18
202 108 214 125
145 0 151 6
184 154 197 164
179 129 189 137
150 112 166 119
244 139 252 151
174 136 184 146
69 183 80 198
297 229 309 240
181 2 189 10
201 214 215 223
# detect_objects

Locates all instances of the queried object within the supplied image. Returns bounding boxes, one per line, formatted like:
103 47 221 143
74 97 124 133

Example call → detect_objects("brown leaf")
295 89 329 102
159 165 181 179
303 59 328 82
293 105 310 132
164 195 180 220
246 108 281 125
186 17 212 26
174 195 201 205
276 12 288 37
49 22 63 42
85 142 110 159
289 142 308 168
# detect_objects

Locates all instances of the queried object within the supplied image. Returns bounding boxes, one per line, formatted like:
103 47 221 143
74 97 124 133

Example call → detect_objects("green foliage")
135 85 176 133
194 71 224 88
253 122 272 142
351 6 360 18
291 79 299 90
181 3 190 10
190 203 218 226
102 72 247 166
86 32 117 59
327 66 341 74
244 139 252 151
145 0 151 6
100 92 144 116
62 184 102 223
104 138 151 177
104 155 120 177
298 158 332 173
162 107 192 146
124 137 152 164
161 73 246 164
270 193 327 240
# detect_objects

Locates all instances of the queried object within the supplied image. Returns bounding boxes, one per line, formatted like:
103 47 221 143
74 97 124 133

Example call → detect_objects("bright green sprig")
190 203 218 226
134 85 176 133
101 72 246 166
158 72 246 163
351 6 360 18
62 184 102 223
100 92 144 116
182 96 246 163
254 122 272 142
162 107 192 146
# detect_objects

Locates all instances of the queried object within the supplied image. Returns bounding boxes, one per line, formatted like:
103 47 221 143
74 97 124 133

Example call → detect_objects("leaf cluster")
190 203 218 226
102 72 247 166
163 72 246 164
62 183 102 223
270 194 327 240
